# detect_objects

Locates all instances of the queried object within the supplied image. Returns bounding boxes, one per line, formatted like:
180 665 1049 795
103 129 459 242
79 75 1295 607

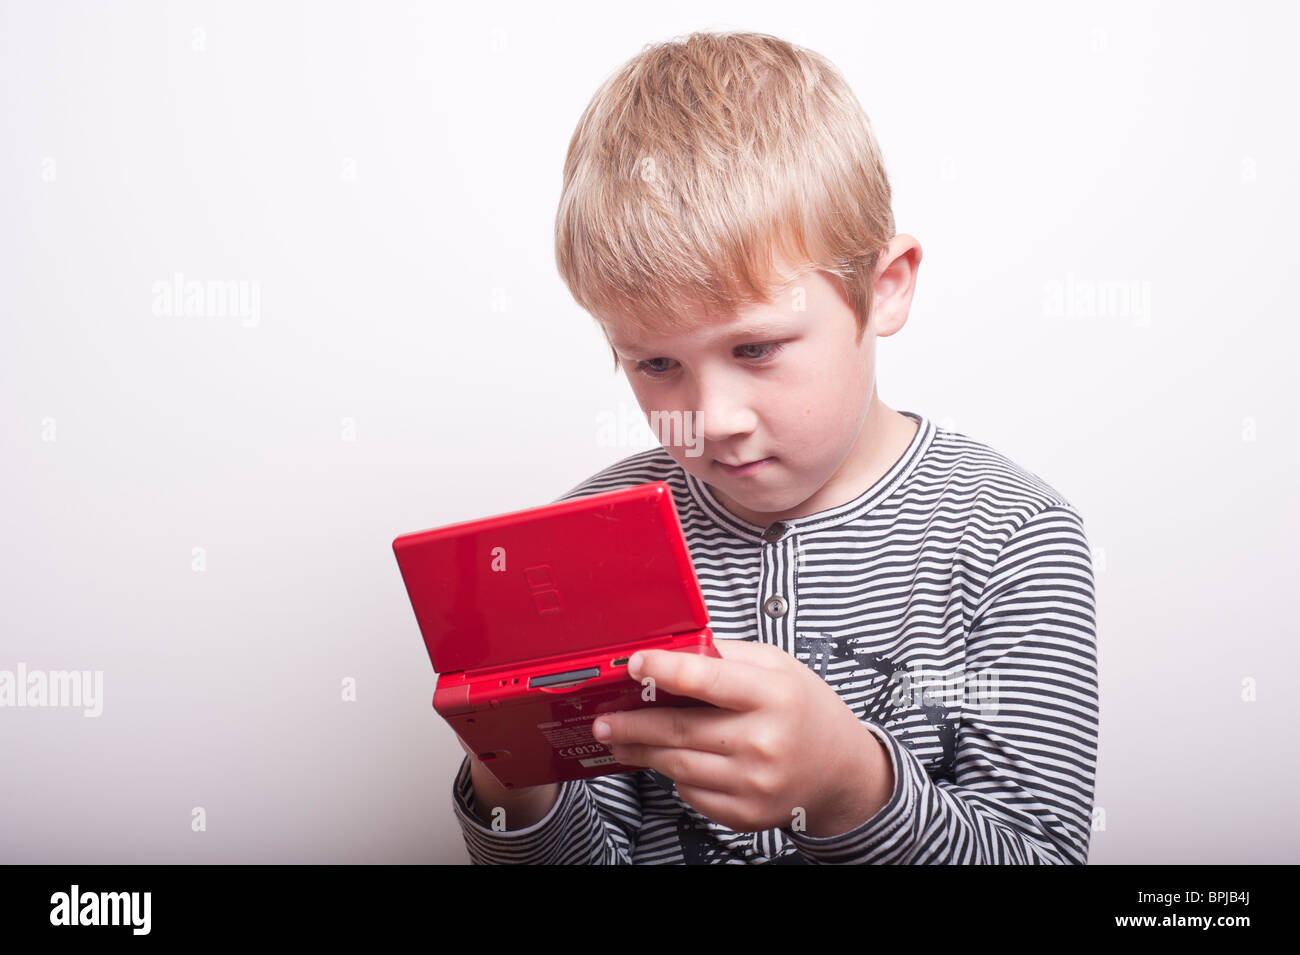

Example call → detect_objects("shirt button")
763 595 788 618
762 522 788 543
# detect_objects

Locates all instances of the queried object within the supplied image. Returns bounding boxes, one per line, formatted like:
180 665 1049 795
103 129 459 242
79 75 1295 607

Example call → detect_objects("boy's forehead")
604 282 813 354
603 260 839 354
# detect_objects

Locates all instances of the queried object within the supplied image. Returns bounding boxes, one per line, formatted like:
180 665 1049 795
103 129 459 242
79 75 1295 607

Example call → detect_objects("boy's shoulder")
551 445 683 504
926 423 1079 509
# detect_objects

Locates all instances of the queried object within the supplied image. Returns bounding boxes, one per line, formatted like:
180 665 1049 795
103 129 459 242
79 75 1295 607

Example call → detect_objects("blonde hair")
554 30 896 372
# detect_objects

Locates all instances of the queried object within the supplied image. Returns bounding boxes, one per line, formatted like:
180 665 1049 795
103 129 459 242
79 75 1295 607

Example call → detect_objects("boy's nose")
693 387 758 445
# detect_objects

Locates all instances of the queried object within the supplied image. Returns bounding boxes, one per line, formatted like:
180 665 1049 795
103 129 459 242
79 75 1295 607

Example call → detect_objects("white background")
2 0 1297 863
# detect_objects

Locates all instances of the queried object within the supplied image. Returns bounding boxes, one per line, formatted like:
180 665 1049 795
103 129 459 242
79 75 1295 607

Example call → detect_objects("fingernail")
593 719 610 740
628 652 644 677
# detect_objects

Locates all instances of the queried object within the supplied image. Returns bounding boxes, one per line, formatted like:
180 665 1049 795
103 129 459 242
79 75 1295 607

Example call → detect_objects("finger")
709 637 796 670
598 703 745 754
673 784 766 833
627 647 769 711
608 744 740 795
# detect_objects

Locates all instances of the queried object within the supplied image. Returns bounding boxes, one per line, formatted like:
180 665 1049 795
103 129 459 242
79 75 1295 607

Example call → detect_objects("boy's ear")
872 235 922 339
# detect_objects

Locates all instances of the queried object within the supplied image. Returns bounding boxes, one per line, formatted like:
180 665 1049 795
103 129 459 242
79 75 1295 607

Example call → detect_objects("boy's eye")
636 357 675 376
735 342 782 361
634 342 785 378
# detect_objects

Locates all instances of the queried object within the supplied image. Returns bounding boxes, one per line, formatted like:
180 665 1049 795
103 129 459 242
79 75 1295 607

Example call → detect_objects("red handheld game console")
392 481 719 789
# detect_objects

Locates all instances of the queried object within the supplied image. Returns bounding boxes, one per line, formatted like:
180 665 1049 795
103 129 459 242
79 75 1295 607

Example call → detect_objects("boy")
449 30 1099 864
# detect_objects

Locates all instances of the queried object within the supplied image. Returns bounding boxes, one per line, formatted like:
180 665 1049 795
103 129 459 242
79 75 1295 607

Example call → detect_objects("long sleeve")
448 478 652 864
451 756 645 864
786 505 1100 864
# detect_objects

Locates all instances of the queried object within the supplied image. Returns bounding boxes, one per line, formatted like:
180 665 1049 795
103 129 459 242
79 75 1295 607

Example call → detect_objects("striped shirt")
451 410 1099 864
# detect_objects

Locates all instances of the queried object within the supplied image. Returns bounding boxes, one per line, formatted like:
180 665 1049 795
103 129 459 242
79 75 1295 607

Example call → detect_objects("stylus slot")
529 666 600 689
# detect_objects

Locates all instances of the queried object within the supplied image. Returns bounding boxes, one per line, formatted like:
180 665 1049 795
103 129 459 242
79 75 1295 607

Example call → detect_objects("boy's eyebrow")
610 321 795 355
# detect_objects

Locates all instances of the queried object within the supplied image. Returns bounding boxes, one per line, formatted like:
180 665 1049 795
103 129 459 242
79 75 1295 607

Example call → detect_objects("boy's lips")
715 456 775 476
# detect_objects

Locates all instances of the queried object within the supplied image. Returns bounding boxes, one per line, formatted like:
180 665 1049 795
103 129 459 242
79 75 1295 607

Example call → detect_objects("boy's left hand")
591 640 894 837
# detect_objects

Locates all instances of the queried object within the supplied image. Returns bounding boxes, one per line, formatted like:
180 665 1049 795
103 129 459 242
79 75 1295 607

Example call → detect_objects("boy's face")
603 238 919 526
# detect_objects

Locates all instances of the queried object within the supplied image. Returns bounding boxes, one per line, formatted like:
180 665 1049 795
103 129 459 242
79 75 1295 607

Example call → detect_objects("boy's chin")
708 482 818 523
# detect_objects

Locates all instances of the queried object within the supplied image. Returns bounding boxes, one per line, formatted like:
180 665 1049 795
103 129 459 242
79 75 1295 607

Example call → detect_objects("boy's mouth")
715 457 775 476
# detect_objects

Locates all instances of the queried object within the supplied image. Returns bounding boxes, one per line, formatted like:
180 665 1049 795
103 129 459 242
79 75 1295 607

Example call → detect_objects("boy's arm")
451 756 643 864
447 481 648 864
785 505 1099 864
